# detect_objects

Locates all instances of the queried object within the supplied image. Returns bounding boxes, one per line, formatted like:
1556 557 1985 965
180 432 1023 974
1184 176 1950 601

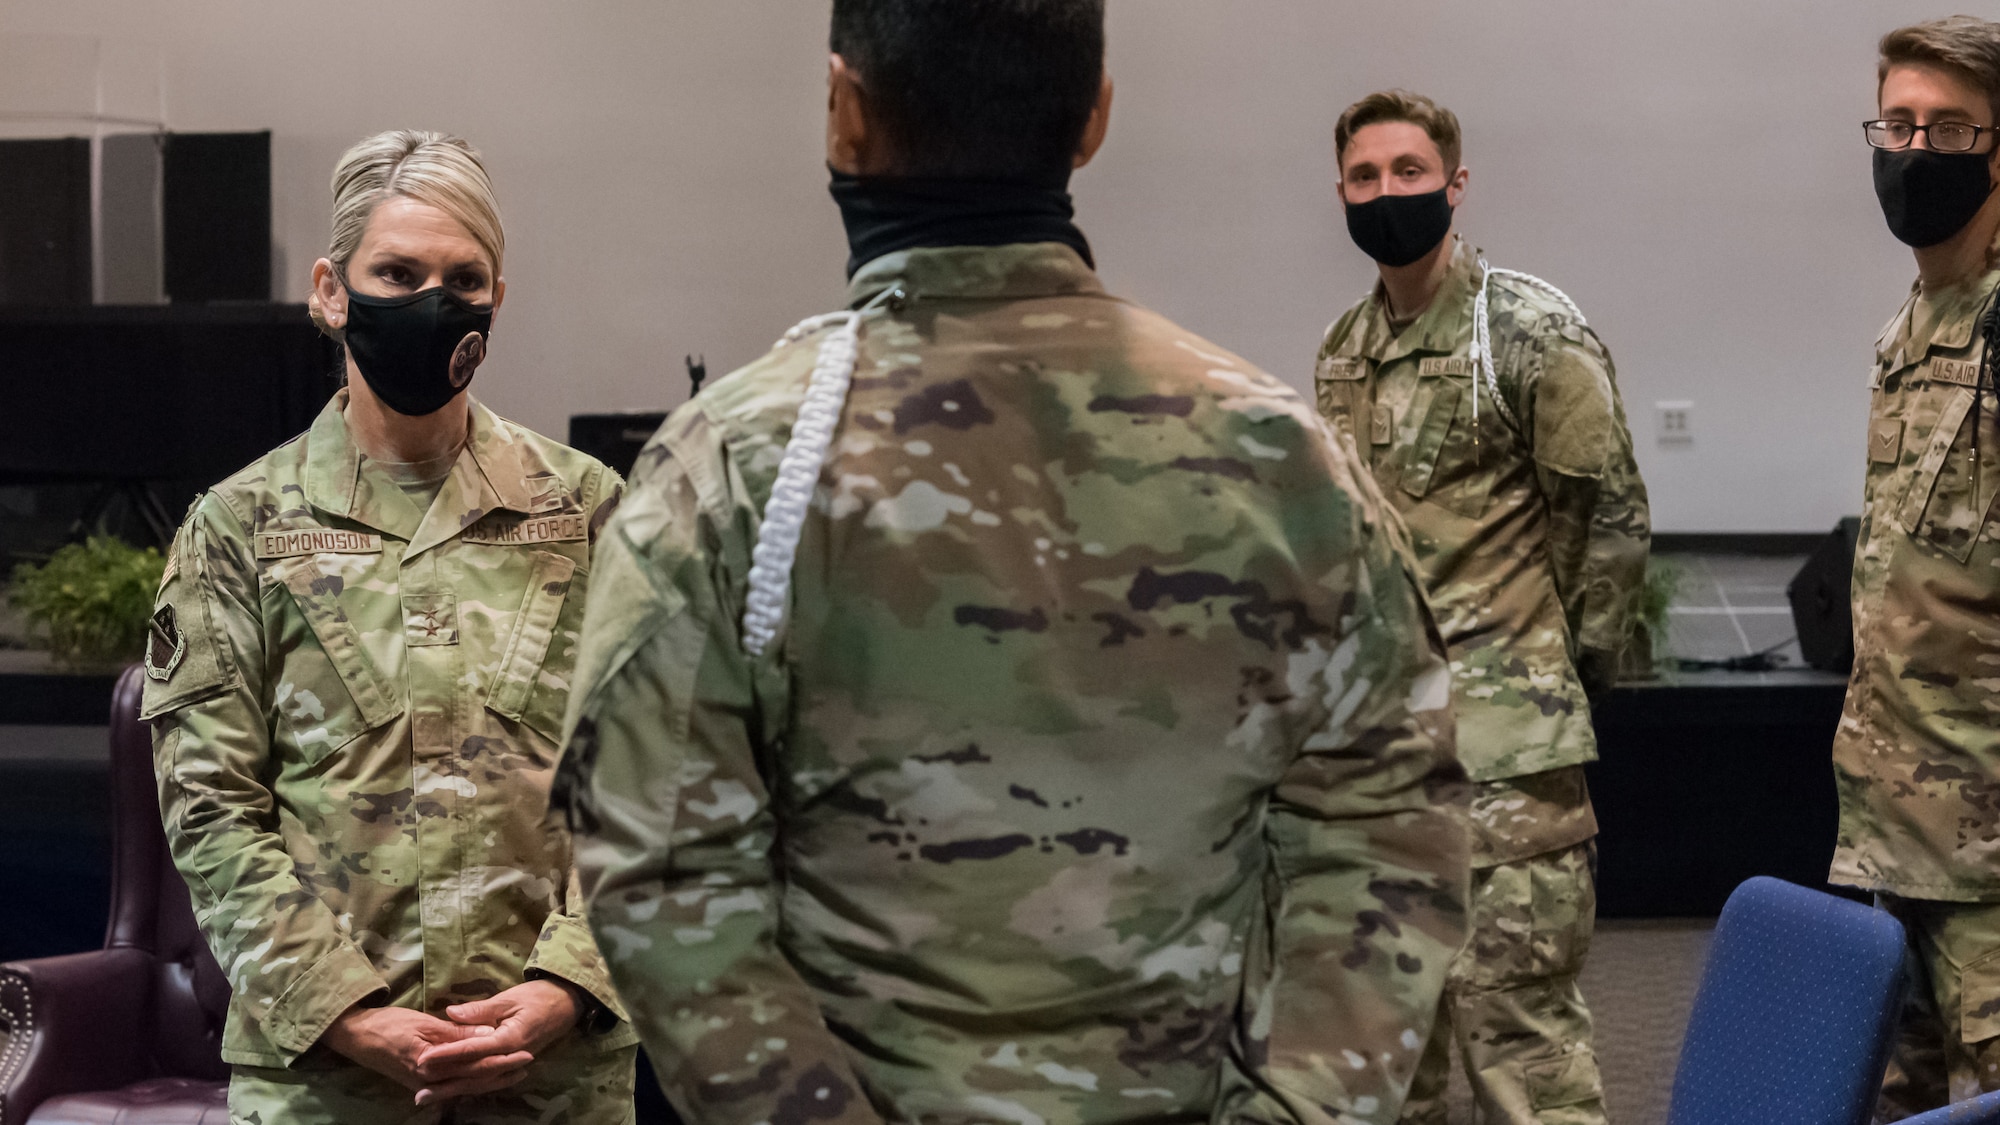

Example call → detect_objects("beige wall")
0 0 1960 530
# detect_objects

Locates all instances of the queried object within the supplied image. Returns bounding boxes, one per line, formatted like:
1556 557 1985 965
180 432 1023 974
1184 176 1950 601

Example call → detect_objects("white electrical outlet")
1657 400 1694 446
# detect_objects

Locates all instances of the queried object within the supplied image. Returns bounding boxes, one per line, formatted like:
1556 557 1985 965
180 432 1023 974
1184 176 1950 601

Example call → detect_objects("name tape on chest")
1928 358 1982 387
1418 357 1475 378
255 528 384 559
461 512 588 546
1316 356 1367 382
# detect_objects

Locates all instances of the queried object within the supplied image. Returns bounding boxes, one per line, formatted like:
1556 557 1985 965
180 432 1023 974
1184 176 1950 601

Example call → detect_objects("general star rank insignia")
145 604 186 682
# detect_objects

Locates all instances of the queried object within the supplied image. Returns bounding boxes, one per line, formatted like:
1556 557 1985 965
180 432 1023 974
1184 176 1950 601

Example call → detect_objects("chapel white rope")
1469 258 1586 434
740 300 889 656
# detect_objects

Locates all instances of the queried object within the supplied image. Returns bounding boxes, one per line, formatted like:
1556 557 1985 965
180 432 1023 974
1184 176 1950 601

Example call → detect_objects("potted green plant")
1616 556 1682 682
8 536 167 672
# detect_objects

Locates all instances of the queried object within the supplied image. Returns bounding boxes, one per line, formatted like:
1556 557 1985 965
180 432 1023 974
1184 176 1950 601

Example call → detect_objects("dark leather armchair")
0 665 229 1124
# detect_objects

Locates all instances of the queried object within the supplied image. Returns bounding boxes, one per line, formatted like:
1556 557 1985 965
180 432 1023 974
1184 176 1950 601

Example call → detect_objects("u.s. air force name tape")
461 513 588 545
1930 358 1981 387
1419 357 1475 378
255 529 384 559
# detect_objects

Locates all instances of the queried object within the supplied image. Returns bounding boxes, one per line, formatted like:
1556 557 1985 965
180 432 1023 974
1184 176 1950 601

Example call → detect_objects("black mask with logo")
342 287 495 416
1873 147 1997 248
1345 186 1455 267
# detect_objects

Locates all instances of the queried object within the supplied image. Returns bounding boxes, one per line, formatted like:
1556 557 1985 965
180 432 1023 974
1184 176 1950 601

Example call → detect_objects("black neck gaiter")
828 167 1095 279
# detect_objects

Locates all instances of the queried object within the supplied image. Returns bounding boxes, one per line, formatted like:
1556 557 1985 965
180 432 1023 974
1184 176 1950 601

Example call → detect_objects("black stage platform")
1589 668 1848 917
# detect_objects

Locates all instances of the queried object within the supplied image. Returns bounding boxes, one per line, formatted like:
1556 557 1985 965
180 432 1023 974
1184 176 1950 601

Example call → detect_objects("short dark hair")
1880 16 2000 125
1334 90 1463 173
830 0 1105 181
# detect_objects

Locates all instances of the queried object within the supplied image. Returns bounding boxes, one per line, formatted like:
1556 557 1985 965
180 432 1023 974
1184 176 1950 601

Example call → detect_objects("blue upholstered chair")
1666 876 1907 1125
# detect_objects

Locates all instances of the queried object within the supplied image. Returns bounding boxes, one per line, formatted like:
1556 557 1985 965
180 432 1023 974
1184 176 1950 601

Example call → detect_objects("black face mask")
342 287 495 416
1345 186 1454 267
1873 147 1997 248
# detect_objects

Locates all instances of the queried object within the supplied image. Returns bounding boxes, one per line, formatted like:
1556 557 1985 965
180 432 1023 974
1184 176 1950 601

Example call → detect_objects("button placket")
401 552 466 1010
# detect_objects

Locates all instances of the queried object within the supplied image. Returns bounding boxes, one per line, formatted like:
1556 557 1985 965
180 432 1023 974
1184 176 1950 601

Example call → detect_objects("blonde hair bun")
308 130 505 339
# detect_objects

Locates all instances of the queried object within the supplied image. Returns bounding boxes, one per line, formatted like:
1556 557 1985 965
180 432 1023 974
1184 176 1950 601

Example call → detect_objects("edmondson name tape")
255 529 384 559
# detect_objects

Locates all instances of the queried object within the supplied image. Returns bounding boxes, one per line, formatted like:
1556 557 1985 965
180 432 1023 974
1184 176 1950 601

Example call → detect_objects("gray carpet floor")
1443 918 1714 1125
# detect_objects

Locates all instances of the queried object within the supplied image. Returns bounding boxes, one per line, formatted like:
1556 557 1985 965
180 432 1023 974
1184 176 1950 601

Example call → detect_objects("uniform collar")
1877 266 2000 374
304 389 565 554
846 242 1105 308
1333 237 1482 365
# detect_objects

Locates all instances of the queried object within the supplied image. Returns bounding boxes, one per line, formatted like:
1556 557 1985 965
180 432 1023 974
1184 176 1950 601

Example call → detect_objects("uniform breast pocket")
269 557 403 764
1897 388 1997 564
1400 379 1497 519
485 551 580 745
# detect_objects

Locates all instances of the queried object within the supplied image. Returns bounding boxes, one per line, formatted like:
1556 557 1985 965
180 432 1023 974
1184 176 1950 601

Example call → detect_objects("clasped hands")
324 979 581 1105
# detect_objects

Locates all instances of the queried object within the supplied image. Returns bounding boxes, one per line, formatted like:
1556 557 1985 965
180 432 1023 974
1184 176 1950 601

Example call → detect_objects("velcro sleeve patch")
1419 357 1474 378
461 513 589 546
254 529 384 559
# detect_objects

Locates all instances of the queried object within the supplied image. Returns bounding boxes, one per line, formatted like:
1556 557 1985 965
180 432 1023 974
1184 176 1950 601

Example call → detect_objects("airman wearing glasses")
1835 16 2000 1119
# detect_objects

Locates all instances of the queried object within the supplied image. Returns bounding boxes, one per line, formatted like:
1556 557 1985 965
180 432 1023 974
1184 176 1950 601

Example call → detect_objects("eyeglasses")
1864 119 1995 153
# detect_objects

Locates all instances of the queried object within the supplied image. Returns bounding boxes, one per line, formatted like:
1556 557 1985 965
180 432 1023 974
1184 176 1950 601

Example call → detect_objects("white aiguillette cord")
740 287 899 657
1469 258 1586 436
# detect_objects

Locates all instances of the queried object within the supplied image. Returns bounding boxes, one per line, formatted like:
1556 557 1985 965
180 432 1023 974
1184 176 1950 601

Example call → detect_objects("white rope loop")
1469 259 1585 435
740 309 867 656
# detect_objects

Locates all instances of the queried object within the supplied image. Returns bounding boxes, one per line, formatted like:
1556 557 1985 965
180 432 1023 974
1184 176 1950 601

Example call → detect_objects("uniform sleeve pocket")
486 551 578 744
1961 947 2000 1044
139 526 238 721
270 557 401 761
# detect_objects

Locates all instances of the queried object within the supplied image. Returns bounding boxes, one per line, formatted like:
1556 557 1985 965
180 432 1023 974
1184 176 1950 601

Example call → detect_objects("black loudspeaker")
569 412 669 480
1788 517 1861 674
0 138 92 306
163 131 271 304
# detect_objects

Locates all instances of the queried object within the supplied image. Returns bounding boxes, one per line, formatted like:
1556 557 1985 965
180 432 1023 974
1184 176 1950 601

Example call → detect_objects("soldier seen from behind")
1837 16 2000 1120
552 2 1472 1122
1312 91 1651 1125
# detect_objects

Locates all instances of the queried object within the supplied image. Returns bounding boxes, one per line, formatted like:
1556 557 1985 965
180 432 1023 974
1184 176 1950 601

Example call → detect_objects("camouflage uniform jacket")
1831 266 2000 902
1312 238 1649 790
141 390 639 1068
554 242 1472 1125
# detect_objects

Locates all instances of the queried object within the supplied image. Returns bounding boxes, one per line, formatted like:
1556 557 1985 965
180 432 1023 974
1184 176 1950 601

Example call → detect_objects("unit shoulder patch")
145 605 186 682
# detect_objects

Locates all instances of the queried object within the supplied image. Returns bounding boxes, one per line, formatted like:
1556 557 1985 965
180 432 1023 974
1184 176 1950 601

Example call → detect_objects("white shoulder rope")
740 294 893 656
1469 258 1586 434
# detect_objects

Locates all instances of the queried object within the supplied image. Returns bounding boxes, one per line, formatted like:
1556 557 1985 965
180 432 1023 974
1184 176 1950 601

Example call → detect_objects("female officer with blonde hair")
141 129 637 1122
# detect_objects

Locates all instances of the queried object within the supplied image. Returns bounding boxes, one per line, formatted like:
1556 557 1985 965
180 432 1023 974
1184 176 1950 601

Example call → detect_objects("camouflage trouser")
1875 895 2000 1122
228 1041 637 1125
1400 842 1607 1125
